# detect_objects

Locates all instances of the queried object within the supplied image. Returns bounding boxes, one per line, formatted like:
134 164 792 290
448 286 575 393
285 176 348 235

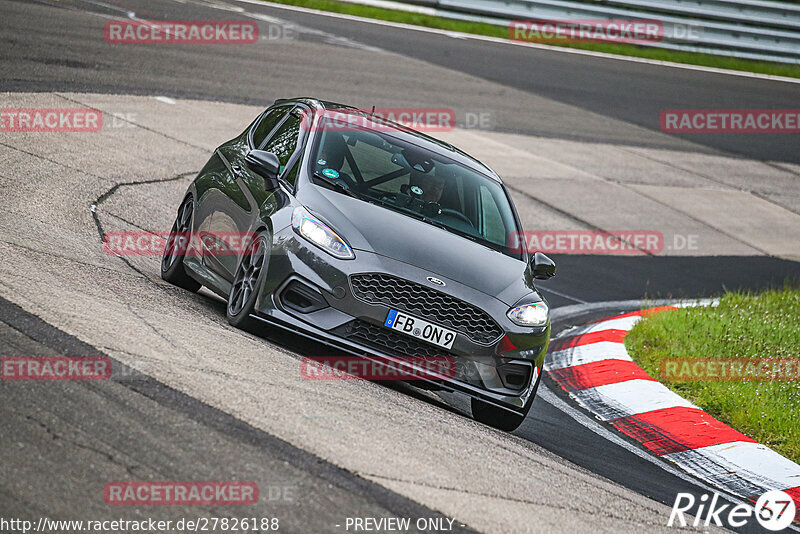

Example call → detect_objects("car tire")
161 196 202 292
471 398 530 432
226 231 270 331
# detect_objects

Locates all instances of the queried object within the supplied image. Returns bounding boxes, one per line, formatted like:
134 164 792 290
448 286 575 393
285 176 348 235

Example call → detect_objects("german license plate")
384 309 456 350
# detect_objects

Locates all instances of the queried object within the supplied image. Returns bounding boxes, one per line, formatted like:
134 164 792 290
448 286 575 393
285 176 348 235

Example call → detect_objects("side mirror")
531 252 556 280
245 150 281 190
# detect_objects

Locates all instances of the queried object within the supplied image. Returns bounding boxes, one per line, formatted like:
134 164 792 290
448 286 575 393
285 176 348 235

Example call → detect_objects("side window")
479 185 506 245
252 107 289 149
282 154 302 188
263 108 303 175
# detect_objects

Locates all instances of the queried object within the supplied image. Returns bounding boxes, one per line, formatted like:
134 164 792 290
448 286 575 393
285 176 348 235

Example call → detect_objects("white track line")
548 303 800 528
546 341 632 370
666 442 800 493
570 379 698 420
537 382 759 509
584 315 643 332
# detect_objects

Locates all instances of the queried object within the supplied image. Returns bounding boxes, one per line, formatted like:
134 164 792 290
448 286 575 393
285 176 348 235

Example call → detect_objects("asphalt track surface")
2 0 800 162
0 295 474 534
1 0 800 532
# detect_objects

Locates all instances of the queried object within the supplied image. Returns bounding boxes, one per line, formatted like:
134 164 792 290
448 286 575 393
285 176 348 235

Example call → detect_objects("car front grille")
349 273 502 344
334 319 482 386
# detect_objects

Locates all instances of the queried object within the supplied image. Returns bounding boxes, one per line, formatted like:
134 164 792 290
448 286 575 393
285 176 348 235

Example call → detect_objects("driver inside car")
410 164 450 205
418 171 446 204
316 133 354 185
410 166 475 230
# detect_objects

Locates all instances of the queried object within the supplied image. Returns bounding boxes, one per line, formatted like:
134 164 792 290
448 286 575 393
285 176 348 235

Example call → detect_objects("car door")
197 106 291 279
208 104 310 280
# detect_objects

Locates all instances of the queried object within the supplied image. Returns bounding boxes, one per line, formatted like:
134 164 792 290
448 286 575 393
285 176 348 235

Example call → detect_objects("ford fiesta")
161 97 556 431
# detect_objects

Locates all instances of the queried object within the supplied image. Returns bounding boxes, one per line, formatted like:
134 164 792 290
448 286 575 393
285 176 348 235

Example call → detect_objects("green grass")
625 287 800 463
261 0 800 79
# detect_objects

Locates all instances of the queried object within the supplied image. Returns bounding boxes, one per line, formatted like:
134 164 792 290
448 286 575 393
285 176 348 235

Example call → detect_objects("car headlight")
507 302 549 327
292 206 354 259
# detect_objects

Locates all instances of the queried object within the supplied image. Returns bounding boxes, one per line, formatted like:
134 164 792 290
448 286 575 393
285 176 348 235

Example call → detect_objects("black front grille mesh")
334 320 482 385
339 319 446 358
349 273 502 344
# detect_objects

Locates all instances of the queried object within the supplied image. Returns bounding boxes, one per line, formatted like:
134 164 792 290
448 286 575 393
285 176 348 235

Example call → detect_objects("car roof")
273 97 501 182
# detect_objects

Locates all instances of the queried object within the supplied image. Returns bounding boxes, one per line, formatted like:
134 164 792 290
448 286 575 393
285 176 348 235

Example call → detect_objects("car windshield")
308 113 522 259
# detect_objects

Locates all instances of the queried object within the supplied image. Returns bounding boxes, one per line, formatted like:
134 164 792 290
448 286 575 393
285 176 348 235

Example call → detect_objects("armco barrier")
352 0 800 64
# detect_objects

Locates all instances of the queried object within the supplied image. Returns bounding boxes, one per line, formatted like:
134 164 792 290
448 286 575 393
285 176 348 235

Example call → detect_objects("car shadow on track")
191 288 474 423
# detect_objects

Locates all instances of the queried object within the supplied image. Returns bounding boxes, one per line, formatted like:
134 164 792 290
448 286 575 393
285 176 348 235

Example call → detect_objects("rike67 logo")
669 490 796 531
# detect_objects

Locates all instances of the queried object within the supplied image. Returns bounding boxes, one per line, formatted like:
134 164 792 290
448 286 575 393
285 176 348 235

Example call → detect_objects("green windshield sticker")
322 168 339 179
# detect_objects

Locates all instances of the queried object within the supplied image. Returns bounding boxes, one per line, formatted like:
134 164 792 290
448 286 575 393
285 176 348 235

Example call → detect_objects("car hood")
298 185 534 305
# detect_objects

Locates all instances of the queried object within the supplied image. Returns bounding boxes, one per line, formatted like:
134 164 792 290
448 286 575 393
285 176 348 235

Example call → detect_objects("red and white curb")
545 304 800 525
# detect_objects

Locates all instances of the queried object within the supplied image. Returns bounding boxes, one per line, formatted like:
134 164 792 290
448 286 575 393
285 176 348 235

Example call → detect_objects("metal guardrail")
389 0 800 64
600 0 800 31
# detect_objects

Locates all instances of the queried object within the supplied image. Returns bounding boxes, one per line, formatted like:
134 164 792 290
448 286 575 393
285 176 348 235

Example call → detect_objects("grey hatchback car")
161 97 556 431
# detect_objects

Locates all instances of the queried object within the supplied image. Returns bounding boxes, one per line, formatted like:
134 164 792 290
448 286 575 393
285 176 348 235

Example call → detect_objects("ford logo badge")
426 276 446 287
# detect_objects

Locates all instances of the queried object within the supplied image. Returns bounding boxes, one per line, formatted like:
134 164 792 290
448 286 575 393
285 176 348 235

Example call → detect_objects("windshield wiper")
417 212 504 252
422 217 481 245
313 171 359 198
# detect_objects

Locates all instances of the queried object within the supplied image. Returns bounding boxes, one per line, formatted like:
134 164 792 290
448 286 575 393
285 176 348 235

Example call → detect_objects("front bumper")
253 227 550 411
